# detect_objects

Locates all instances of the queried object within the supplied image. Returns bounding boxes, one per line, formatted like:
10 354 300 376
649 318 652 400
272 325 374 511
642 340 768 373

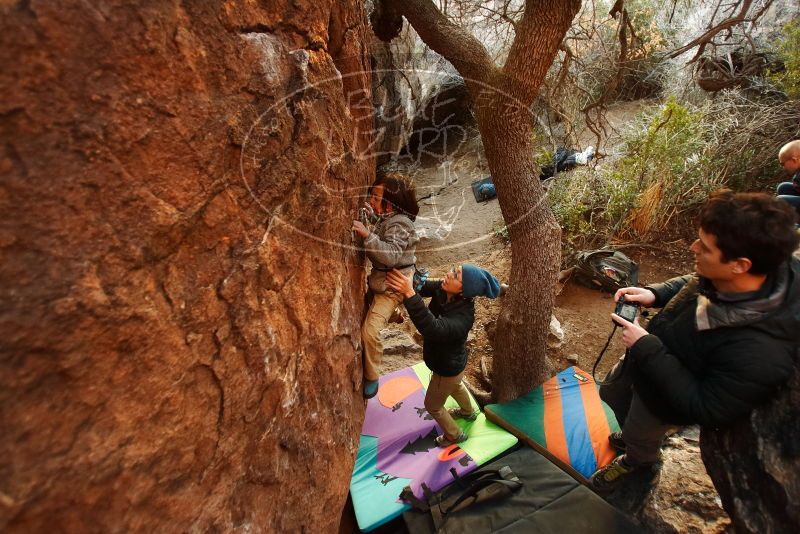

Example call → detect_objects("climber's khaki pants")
425 371 474 440
362 290 404 381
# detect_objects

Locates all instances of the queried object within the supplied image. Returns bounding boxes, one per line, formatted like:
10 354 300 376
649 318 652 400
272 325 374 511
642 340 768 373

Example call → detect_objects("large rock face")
0 1 373 531
701 354 800 533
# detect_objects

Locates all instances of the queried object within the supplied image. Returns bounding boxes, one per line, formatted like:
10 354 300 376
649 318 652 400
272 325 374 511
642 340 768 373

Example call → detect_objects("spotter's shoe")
590 455 637 493
435 431 468 448
448 408 479 422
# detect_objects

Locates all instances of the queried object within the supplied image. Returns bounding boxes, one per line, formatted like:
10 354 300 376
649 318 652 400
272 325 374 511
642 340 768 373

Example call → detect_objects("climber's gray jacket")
364 213 419 293
629 257 798 427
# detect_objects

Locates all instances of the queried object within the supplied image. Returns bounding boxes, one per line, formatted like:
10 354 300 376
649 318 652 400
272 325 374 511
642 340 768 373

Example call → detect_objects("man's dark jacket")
630 257 798 427
403 280 475 377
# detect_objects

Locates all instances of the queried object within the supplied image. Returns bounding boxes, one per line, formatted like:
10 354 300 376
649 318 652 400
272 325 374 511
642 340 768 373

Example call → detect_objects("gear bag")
401 464 523 533
573 249 639 293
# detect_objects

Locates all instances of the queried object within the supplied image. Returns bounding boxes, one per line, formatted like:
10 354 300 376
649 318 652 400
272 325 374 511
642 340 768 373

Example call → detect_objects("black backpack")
573 249 639 293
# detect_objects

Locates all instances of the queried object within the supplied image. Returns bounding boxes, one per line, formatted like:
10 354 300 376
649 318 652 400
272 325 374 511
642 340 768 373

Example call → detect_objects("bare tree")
374 0 582 402
371 0 779 403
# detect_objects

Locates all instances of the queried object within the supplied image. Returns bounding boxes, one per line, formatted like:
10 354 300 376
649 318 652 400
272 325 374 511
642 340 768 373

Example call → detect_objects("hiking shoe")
608 431 626 453
435 431 468 448
363 379 379 399
590 455 636 493
448 408 479 422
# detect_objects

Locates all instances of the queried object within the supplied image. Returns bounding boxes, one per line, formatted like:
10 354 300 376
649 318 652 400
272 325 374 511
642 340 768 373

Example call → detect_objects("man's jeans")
777 182 800 210
599 355 674 466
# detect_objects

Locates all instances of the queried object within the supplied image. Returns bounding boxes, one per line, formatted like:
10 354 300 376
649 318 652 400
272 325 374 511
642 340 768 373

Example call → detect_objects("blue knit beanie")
461 263 501 298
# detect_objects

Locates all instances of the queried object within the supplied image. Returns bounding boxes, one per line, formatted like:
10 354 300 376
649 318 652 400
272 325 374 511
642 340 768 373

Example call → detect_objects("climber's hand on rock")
386 269 415 298
351 220 369 238
362 202 375 220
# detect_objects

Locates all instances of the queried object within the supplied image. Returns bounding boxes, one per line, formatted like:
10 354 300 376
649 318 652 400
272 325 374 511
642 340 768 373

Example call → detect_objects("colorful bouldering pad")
350 362 518 532
484 366 620 482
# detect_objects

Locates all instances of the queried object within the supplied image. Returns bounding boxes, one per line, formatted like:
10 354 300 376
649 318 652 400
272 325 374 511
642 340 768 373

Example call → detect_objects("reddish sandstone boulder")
0 1 372 531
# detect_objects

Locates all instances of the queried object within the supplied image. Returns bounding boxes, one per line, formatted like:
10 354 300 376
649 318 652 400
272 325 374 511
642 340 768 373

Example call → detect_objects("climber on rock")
590 190 799 493
386 264 504 447
353 172 420 399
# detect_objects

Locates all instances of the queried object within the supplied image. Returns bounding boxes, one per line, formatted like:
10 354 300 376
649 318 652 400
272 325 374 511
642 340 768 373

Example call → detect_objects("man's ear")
731 257 753 275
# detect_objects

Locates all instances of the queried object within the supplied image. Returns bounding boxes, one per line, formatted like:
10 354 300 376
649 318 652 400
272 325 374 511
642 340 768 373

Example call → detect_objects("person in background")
386 264 503 447
776 139 800 213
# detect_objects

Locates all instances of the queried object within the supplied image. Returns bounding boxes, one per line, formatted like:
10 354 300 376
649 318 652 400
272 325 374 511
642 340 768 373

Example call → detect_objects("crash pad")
350 362 518 532
485 366 620 482
403 446 641 533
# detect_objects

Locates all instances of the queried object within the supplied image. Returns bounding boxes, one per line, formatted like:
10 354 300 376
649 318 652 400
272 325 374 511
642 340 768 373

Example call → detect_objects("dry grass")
626 180 664 236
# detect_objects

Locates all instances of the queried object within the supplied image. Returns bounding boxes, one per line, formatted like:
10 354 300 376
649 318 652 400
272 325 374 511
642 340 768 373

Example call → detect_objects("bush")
769 20 800 98
546 92 800 249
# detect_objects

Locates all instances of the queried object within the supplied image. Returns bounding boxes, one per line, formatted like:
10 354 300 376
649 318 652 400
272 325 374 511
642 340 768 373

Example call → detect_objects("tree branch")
503 0 582 104
378 0 498 87
666 0 773 61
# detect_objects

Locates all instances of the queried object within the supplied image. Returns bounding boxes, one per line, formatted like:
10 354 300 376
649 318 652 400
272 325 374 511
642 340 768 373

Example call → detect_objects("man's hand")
386 269 415 298
614 286 656 307
611 313 649 348
352 220 369 239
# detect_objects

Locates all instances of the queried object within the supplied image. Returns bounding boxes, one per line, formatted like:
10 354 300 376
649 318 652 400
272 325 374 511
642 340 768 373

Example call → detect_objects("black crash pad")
403 446 642 533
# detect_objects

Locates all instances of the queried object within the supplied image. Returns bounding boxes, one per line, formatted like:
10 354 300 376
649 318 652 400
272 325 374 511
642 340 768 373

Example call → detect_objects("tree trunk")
373 0 579 401
700 353 800 533
475 101 561 401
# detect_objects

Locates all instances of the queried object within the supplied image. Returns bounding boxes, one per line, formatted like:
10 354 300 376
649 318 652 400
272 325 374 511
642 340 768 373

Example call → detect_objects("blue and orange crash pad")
485 366 621 483
350 362 518 532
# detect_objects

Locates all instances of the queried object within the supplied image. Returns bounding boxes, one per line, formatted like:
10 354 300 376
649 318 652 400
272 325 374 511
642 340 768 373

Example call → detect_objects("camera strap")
591 323 630 386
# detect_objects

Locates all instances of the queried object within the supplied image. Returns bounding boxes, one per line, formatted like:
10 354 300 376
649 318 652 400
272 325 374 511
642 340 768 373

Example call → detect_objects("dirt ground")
348 101 706 533
382 238 695 398
381 99 696 394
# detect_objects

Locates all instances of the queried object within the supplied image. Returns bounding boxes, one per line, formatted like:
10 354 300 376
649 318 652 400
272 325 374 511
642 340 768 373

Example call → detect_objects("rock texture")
608 427 731 533
370 31 421 165
0 1 373 531
701 355 800 533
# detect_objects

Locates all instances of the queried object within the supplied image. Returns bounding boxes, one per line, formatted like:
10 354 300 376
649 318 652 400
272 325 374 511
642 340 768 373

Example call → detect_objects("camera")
614 295 639 324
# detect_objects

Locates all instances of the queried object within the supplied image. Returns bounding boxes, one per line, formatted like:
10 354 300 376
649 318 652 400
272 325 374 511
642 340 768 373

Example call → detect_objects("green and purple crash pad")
350 362 518 532
485 366 621 483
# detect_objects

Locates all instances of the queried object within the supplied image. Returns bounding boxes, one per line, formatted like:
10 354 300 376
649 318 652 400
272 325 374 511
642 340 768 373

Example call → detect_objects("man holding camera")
590 190 799 492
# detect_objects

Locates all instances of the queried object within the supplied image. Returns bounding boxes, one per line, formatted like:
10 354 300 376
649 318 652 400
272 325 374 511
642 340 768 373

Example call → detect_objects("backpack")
402 446 640 534
539 147 578 179
401 464 523 532
573 249 639 293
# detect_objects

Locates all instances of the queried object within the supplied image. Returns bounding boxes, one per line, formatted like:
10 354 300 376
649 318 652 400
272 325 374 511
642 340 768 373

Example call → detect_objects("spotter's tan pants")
425 371 474 440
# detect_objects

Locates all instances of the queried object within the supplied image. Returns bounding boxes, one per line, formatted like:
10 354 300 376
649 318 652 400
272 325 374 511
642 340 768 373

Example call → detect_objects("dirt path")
409 136 505 268
380 98 696 386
